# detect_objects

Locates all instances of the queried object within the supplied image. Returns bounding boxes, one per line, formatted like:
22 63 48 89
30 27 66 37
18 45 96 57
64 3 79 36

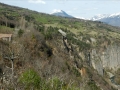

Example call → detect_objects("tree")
2 42 20 86
18 29 24 37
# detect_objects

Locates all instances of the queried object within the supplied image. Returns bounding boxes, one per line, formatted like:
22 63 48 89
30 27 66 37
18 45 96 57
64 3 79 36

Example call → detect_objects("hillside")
0 3 120 90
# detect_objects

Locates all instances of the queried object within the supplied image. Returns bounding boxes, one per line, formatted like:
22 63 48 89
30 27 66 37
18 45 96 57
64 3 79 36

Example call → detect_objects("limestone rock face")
91 49 103 76
91 44 120 75
101 44 120 71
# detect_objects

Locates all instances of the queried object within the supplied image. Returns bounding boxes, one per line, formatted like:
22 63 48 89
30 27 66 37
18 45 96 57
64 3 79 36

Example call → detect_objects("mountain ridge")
51 10 74 18
91 13 120 27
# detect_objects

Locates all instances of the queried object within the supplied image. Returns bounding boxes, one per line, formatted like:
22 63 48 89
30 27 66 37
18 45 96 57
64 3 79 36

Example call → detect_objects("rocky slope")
0 2 120 90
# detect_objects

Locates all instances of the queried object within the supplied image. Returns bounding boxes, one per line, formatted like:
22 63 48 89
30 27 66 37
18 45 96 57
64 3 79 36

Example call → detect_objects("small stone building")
0 34 12 42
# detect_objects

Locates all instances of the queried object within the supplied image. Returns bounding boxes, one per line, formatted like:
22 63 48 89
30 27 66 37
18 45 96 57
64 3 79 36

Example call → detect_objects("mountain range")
91 13 120 27
51 10 120 27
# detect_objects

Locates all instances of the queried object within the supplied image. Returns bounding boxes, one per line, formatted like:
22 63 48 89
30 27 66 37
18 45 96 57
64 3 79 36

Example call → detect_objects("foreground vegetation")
0 2 119 90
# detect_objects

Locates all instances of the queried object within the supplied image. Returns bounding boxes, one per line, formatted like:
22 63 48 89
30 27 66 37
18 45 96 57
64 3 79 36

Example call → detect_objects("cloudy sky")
0 0 120 19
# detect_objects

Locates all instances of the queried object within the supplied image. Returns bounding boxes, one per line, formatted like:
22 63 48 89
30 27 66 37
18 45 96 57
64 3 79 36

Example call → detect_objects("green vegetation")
72 67 81 77
0 2 119 90
19 69 41 89
0 25 14 33
85 81 101 90
18 29 24 37
19 69 80 90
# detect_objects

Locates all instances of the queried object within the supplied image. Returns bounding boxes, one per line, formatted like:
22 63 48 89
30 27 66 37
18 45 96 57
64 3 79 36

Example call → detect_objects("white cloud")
28 0 46 4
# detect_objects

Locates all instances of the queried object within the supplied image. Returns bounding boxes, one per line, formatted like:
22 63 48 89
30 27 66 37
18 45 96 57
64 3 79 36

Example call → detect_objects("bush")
72 67 81 77
19 69 41 89
85 81 101 90
19 69 80 90
44 32 53 40
18 29 24 37
48 77 80 90
49 77 63 90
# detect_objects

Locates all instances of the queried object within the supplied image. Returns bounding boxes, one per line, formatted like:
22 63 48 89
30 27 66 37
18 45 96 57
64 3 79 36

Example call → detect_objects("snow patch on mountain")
75 16 89 20
50 9 74 18
91 14 109 21
109 12 120 17
51 9 64 14
91 12 120 21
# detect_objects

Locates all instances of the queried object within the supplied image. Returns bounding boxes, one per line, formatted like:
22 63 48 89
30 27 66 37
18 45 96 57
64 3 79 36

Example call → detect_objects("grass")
88 31 98 36
109 31 120 39
0 26 14 33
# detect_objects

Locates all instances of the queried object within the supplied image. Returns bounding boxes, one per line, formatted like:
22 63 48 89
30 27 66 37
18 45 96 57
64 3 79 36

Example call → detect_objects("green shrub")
18 29 24 37
49 77 63 90
19 69 80 90
72 67 81 77
85 81 101 90
48 77 80 90
19 69 41 89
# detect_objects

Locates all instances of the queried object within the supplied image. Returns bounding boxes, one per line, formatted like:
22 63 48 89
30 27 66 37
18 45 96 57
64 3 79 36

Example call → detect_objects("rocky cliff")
91 43 120 75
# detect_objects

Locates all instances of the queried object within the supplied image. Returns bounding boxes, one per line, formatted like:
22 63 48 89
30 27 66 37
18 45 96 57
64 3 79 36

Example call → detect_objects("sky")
0 0 120 19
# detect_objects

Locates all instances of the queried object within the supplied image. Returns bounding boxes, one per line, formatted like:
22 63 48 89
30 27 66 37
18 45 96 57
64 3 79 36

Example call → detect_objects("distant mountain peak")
91 12 120 27
91 14 109 21
109 12 120 17
91 12 120 21
51 9 64 14
51 9 74 18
